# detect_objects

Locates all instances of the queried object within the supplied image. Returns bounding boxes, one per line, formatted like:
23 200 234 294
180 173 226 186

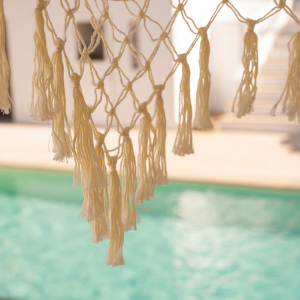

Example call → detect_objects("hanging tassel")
0 0 13 114
30 0 59 122
120 128 140 232
172 53 194 156
154 85 168 186
51 38 72 162
72 73 107 190
270 31 300 122
135 102 156 204
106 156 125 267
89 132 110 243
193 28 213 130
80 188 106 222
232 19 258 118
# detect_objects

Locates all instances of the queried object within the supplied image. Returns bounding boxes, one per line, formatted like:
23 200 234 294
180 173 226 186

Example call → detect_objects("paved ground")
1 123 300 190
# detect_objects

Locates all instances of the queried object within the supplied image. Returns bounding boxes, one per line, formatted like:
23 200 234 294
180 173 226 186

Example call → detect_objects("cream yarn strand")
154 85 168 186
89 132 110 243
193 28 213 130
120 128 140 232
106 156 125 267
51 38 72 162
173 53 194 156
31 0 59 122
136 102 156 204
71 73 107 190
0 0 13 115
232 19 258 118
270 31 300 122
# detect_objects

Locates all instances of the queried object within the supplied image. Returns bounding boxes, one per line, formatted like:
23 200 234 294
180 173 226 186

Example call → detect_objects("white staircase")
220 11 300 133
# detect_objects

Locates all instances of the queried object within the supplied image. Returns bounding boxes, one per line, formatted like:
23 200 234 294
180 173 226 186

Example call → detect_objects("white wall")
4 0 292 125
4 0 175 127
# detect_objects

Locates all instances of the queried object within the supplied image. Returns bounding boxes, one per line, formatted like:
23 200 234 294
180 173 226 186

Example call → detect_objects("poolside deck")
1 123 300 190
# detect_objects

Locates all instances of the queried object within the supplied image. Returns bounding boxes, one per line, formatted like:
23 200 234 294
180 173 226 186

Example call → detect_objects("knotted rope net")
1 0 300 266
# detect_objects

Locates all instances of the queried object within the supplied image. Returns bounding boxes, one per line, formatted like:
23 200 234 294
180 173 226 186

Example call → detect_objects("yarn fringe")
173 53 194 156
88 132 110 243
154 85 168 186
120 128 140 232
51 38 72 162
270 31 300 122
0 0 13 115
106 156 125 267
30 0 59 122
136 103 156 204
193 28 213 130
72 73 107 190
232 19 258 118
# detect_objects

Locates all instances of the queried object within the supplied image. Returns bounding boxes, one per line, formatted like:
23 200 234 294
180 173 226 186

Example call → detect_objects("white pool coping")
1 123 300 190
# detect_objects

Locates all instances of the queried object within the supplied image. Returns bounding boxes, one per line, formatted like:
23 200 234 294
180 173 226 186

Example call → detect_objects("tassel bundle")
106 156 125 267
0 0 12 115
72 73 107 190
120 128 139 231
154 85 168 186
31 0 59 122
89 132 110 243
51 38 72 162
270 31 300 122
232 19 258 118
173 53 194 156
193 28 213 130
136 102 156 204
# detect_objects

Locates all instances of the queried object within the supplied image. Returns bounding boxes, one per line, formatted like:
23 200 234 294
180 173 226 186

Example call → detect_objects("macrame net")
1 0 300 266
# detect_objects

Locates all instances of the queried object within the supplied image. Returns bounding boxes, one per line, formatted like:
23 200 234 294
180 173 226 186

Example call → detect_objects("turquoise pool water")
0 167 300 300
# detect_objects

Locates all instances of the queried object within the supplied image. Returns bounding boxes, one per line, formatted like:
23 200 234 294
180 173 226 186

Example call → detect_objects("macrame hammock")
0 0 299 266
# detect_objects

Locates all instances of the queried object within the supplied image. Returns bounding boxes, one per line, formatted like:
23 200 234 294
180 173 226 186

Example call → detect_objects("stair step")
257 77 287 85
225 100 279 115
220 114 300 133
261 64 288 72
258 71 288 79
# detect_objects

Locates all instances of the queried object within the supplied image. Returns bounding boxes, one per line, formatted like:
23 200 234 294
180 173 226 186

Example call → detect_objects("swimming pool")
0 167 300 300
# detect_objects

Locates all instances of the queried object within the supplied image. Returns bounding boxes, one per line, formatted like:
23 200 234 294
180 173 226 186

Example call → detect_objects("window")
76 23 104 60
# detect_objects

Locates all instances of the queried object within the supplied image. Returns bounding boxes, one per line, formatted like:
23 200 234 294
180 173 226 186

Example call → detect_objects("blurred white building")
2 0 294 127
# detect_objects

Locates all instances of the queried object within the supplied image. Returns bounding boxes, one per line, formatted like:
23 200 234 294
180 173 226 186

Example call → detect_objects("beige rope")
21 0 300 266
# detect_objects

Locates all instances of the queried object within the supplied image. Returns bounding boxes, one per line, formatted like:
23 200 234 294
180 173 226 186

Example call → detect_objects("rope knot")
102 9 109 19
126 81 132 90
124 36 130 44
107 107 115 117
154 84 165 97
95 132 105 147
96 80 104 90
112 58 119 68
71 73 81 89
55 38 65 52
82 49 89 60
66 9 74 17
95 27 103 35
178 53 188 65
160 31 168 40
177 3 184 11
198 27 207 39
222 0 229 4
143 60 150 71
107 156 118 173
121 127 131 140
138 10 145 19
247 19 256 32
36 0 46 10
277 0 286 9
138 102 148 115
